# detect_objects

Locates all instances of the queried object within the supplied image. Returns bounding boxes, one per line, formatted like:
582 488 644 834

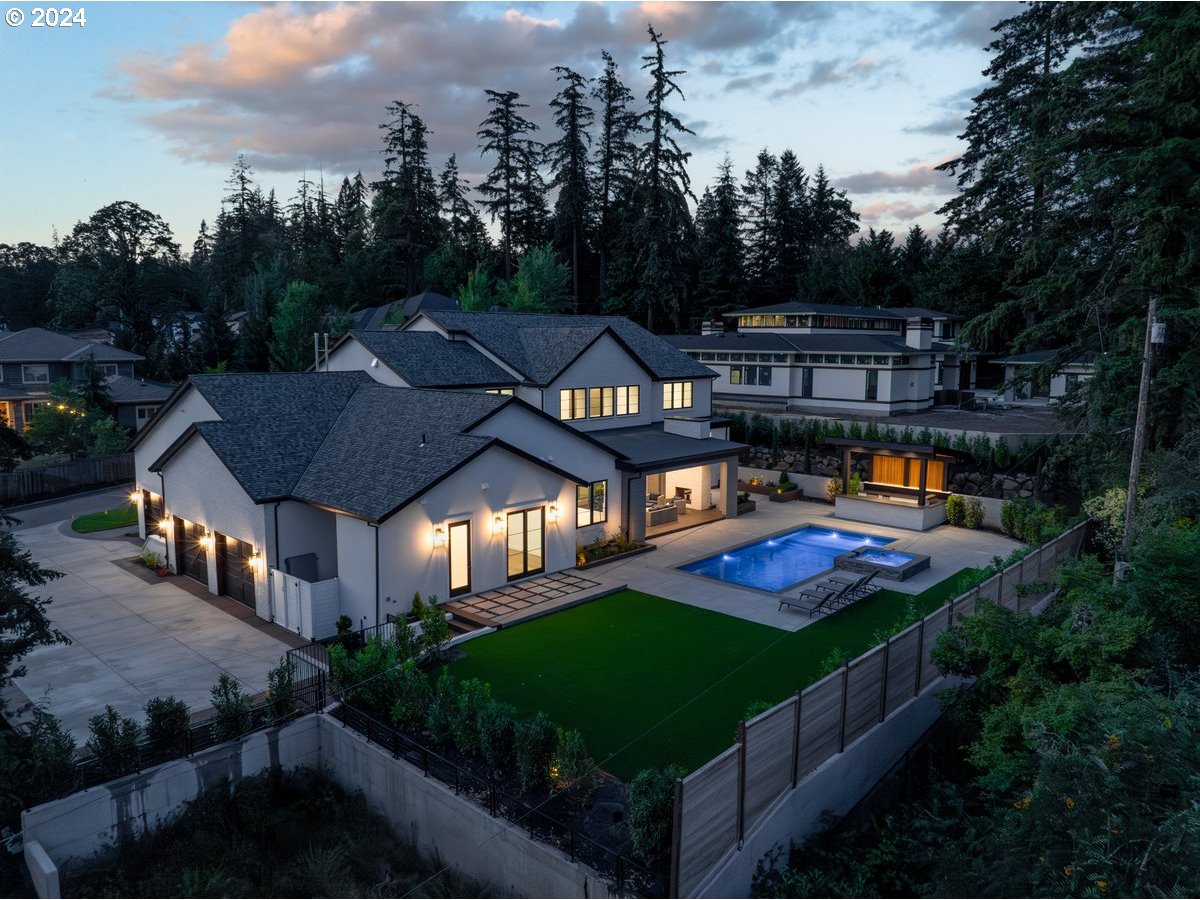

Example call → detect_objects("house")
991 350 1096 403
0 327 171 431
349 291 461 331
131 311 742 638
667 302 980 416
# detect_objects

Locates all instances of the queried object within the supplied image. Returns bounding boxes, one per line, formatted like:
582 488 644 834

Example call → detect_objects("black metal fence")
1 452 133 504
329 702 658 898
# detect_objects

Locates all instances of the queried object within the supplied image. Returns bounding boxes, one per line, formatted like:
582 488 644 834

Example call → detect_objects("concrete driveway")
9 520 297 742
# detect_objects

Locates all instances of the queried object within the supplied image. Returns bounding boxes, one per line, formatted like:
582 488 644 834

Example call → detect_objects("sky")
0 1 1018 252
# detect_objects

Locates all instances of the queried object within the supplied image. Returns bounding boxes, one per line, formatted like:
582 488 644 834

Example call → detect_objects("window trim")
663 381 694 410
21 364 49 384
576 480 608 528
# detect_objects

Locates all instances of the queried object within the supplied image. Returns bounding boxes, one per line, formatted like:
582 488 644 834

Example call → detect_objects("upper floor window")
561 385 639 420
97 363 119 378
560 388 587 420
663 381 693 410
22 364 49 384
616 385 640 416
486 388 515 396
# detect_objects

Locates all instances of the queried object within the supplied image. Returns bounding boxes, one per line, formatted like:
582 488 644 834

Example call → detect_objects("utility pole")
1114 296 1159 582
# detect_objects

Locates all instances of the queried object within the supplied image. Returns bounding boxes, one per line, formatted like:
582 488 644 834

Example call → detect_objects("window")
485 388 514 396
0 402 8 428
935 363 944 386
700 352 715 361
135 405 159 421
856 355 871 365
839 354 856 365
616 385 639 416
773 353 788 363
577 481 608 527
663 381 693 410
730 367 741 385
865 370 879 401
715 352 729 362
21 400 48 427
873 355 890 365
21 364 49 384
588 386 615 418
759 366 772 386
800 367 813 399
729 352 743 362
559 388 586 420
97 363 119 378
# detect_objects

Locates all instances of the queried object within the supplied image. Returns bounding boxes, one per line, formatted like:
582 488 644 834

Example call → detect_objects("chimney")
905 316 932 351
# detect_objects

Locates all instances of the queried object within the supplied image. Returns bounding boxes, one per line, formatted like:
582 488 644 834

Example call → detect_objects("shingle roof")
0 328 143 363
664 332 919 355
419 310 714 384
106 376 173 405
352 292 461 330
350 331 515 387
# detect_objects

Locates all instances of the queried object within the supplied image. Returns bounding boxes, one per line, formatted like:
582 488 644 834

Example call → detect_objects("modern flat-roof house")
132 312 743 638
991 350 1096 403
667 302 978 416
0 327 171 431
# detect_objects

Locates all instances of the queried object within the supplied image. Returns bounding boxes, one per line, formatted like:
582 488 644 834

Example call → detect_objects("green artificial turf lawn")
71 503 138 534
452 572 976 781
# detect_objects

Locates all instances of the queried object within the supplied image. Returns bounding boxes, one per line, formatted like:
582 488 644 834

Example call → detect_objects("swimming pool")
679 525 895 592
835 546 931 581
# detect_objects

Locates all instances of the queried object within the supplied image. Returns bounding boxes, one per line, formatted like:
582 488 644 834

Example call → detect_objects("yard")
452 573 976 780
70 502 138 534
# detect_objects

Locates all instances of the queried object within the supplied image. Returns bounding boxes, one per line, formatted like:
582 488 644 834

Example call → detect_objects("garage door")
176 518 208 584
217 534 256 609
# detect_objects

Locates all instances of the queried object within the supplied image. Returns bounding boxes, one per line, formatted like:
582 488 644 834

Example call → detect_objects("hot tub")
834 546 931 582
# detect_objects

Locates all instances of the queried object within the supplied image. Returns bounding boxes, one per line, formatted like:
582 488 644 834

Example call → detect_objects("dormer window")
663 381 693 410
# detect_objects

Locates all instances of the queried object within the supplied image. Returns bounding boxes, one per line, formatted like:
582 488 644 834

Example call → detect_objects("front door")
448 521 472 597
218 534 256 608
506 507 545 580
177 519 207 585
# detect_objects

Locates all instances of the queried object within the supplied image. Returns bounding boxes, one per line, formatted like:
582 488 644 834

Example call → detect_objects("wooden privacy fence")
670 521 1089 897
0 453 133 504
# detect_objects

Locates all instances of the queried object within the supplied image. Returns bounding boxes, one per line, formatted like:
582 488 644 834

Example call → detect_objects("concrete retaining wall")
22 715 614 900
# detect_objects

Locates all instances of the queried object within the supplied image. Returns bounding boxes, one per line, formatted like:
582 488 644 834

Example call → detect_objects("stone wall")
741 446 1037 500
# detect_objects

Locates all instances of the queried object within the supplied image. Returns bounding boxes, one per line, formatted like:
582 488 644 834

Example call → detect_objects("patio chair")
833 572 880 608
779 578 853 616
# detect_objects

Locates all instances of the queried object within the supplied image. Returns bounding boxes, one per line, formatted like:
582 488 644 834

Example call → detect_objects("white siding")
376 446 580 619
133 388 219 491
324 338 409 387
545 332 653 430
335 515 378 631
275 501 340 581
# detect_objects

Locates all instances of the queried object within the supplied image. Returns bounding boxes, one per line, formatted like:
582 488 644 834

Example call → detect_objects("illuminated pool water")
854 549 916 568
679 526 895 592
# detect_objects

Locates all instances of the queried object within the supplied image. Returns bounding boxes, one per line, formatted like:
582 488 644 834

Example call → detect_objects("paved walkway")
9 521 294 741
443 571 607 627
587 500 1022 633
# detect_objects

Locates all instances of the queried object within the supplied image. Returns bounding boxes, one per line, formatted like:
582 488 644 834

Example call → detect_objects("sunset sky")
0 1 1017 251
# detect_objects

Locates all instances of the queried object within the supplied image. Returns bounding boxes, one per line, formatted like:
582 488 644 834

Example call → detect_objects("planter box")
575 543 656 570
768 488 802 503
737 500 757 516
738 481 775 497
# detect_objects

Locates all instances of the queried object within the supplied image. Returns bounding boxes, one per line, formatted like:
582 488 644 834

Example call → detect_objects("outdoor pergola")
825 437 973 508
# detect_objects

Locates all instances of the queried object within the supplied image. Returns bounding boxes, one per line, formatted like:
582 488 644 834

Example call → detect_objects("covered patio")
826 437 973 531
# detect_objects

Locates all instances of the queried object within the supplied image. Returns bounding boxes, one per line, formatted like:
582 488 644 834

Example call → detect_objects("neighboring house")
0 327 171 431
349 291 461 331
992 350 1096 402
667 302 980 416
132 311 742 638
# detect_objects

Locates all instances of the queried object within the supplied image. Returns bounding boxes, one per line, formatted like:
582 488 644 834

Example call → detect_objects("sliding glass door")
506 507 545 580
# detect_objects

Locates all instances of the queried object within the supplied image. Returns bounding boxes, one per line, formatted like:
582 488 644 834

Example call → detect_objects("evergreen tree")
694 156 744 320
502 245 570 313
198 293 236 370
191 219 214 270
591 50 640 301
213 155 262 294
771 150 811 301
373 101 441 295
741 150 778 293
0 521 65 713
269 280 324 372
477 90 542 282
546 66 594 312
427 155 491 295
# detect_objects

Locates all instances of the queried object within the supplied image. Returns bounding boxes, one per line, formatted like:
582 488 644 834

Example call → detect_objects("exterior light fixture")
547 503 558 523
493 514 505 535
200 532 215 551
158 518 172 533
129 491 141 503
433 525 446 548
249 549 264 573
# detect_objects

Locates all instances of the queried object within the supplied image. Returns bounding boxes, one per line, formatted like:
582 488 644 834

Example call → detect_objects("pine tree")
427 155 492 295
771 150 811 301
695 156 744 320
741 150 778 294
546 66 594 312
591 50 640 300
214 155 261 292
373 101 441 295
477 90 542 282
191 219 214 270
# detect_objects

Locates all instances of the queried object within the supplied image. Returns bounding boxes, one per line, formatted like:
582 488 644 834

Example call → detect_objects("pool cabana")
825 437 973 531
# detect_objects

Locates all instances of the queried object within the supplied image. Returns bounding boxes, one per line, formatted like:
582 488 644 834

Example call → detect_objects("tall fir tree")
741 150 778 294
477 90 542 282
771 150 811 301
546 66 594 312
591 50 640 301
373 101 441 296
694 156 744 320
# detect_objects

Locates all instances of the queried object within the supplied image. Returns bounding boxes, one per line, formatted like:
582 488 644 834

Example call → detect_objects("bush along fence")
668 520 1090 898
0 452 133 505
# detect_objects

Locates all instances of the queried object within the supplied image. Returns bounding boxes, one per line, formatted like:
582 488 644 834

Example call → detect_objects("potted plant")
737 491 757 515
769 471 802 503
738 475 775 497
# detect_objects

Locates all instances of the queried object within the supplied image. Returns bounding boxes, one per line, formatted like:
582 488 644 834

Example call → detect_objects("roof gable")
348 331 515 387
0 327 144 363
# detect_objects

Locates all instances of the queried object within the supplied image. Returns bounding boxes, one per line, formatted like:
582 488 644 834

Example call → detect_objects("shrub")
848 472 863 495
863 421 880 442
915 427 933 446
553 728 598 807
952 431 970 453
86 705 142 778
963 496 984 530
450 678 492 757
899 426 915 444
390 615 420 663
748 413 773 446
410 591 427 620
211 674 253 742
992 440 1011 469
969 433 992 467
144 695 190 756
335 614 353 637
478 700 518 776
932 430 951 449
1082 487 1126 556
425 668 458 743
138 549 161 569
328 637 406 716
389 659 433 731
628 765 686 864
945 493 966 526
514 711 558 792
848 421 864 440
826 476 843 504
419 594 451 664
266 657 296 723
817 646 850 678
1000 498 1021 537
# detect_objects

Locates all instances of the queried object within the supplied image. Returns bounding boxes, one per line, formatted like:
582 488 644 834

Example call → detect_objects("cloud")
857 201 939 232
903 114 965 136
920 2 1023 49
768 55 891 99
681 119 732 152
724 72 774 92
106 1 813 176
835 162 955 194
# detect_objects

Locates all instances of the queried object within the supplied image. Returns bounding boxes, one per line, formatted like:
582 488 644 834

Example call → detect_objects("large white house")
666 302 978 416
131 312 741 638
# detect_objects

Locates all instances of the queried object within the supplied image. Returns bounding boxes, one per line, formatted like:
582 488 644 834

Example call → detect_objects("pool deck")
585 500 1022 632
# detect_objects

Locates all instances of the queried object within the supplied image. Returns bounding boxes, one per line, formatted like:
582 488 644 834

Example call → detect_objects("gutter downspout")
371 522 381 627
158 472 170 570
272 502 281 622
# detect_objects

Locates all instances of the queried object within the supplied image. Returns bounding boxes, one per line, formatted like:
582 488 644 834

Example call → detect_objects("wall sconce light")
129 490 141 504
158 518 172 534
433 525 446 548
492 514 505 535
200 532 215 552
547 503 558 523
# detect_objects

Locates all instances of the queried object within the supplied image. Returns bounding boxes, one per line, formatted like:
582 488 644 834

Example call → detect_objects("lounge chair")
779 578 853 616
